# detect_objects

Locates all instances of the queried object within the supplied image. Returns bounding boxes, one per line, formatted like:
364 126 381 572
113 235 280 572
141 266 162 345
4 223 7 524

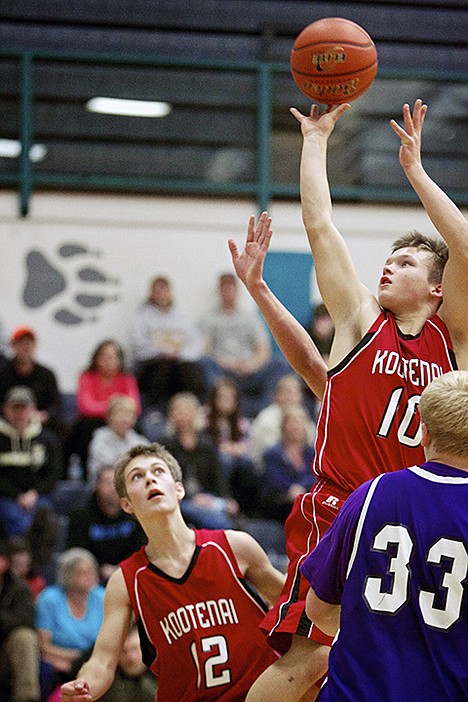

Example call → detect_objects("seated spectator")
200 272 290 417
6 535 46 600
87 394 149 489
162 392 238 529
0 325 64 439
261 406 316 524
203 376 260 518
35 548 105 700
66 340 141 476
72 623 158 702
129 275 206 411
0 537 41 702
250 373 316 471
67 466 146 585
0 387 62 552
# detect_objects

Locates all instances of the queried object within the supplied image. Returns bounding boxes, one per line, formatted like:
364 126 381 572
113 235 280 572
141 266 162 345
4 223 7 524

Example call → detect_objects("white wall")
1 190 463 392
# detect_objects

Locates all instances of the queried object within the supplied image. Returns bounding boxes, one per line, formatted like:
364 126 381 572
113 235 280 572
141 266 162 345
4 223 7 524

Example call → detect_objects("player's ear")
430 282 442 300
120 496 133 515
420 421 430 448
175 481 185 502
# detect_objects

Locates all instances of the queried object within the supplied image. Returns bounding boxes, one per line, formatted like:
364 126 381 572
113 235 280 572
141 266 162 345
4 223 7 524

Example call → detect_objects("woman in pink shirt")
66 341 141 477
78 340 141 418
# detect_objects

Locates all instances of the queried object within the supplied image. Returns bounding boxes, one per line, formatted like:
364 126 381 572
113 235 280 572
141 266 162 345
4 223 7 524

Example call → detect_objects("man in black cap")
0 386 62 550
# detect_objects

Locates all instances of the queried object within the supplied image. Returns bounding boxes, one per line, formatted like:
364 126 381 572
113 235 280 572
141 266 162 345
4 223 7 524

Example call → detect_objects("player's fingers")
255 211 268 238
412 98 424 130
290 106 305 122
227 239 239 261
419 103 428 128
329 102 351 121
403 103 414 134
257 218 273 246
310 103 319 117
390 118 410 143
246 214 256 242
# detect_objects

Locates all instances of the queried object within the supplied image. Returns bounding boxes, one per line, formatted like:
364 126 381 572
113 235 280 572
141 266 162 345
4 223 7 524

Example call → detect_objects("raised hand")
228 211 273 290
290 102 350 139
390 98 427 171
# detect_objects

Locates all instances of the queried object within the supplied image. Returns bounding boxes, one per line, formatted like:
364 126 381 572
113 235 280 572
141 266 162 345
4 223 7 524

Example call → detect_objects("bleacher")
1 0 467 212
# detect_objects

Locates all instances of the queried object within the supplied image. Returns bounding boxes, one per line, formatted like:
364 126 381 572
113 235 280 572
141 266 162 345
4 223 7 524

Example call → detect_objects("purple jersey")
301 462 468 701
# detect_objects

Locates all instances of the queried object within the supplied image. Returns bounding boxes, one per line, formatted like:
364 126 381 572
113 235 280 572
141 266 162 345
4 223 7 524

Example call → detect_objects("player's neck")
145 514 195 566
425 452 468 473
392 306 435 336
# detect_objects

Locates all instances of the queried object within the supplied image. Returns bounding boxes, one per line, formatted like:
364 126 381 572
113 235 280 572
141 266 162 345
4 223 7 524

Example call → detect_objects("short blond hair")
419 371 468 458
106 394 137 418
114 443 183 499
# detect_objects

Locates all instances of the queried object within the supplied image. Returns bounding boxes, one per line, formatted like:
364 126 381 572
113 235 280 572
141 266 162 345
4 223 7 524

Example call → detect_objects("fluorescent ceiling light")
0 138 47 162
86 97 172 117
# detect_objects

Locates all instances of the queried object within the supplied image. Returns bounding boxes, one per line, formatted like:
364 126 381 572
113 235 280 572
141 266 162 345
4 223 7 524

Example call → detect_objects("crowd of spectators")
0 283 328 701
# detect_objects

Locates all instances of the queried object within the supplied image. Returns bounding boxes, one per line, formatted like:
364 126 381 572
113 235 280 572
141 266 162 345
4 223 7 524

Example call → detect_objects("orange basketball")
290 17 378 104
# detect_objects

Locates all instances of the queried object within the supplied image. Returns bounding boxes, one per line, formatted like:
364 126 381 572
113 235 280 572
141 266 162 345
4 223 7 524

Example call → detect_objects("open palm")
228 211 273 288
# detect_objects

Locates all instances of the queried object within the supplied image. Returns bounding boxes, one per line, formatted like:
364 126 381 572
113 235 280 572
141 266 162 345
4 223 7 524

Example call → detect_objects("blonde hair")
166 392 203 432
106 394 136 418
275 373 302 394
280 405 311 435
419 371 468 458
114 442 183 499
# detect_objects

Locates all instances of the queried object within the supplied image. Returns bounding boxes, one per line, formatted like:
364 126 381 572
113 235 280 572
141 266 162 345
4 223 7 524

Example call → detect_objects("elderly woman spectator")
35 548 105 699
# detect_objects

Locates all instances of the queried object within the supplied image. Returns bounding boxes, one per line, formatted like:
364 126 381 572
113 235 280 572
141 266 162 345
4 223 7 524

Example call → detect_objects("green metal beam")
19 52 34 217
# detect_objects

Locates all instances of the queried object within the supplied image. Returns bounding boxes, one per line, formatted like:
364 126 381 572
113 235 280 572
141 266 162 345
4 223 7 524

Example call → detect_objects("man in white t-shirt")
200 272 290 417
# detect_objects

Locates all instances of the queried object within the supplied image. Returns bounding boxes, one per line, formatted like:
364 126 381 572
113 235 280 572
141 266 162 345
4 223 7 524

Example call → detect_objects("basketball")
290 17 378 104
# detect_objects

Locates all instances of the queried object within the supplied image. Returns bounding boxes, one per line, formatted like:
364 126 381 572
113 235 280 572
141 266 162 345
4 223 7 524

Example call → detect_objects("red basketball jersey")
120 529 278 701
314 311 456 492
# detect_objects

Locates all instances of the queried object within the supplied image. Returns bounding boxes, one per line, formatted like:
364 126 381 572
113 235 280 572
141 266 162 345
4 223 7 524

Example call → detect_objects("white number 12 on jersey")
190 635 231 690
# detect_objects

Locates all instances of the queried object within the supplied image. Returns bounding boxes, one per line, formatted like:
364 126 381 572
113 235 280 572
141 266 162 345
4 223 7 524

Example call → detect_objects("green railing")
1 49 467 217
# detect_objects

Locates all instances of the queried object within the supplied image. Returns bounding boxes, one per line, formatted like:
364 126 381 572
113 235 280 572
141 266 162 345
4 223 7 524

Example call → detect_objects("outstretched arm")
290 104 376 331
228 212 327 399
60 569 133 701
391 100 468 368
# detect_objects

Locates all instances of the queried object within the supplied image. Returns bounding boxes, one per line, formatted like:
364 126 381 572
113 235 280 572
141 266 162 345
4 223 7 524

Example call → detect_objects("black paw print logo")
22 243 120 325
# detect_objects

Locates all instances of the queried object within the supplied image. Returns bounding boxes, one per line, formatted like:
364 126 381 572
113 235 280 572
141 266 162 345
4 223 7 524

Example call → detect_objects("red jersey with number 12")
314 311 456 493
120 529 278 702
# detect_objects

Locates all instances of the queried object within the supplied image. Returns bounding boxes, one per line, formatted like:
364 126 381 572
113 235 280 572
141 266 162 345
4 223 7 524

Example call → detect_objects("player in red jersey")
59 443 315 702
229 99 468 701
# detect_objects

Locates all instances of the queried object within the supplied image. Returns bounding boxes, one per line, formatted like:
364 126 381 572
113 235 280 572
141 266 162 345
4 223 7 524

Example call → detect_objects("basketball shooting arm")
226 529 286 606
391 99 468 369
228 212 327 399
60 568 133 701
290 104 381 366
